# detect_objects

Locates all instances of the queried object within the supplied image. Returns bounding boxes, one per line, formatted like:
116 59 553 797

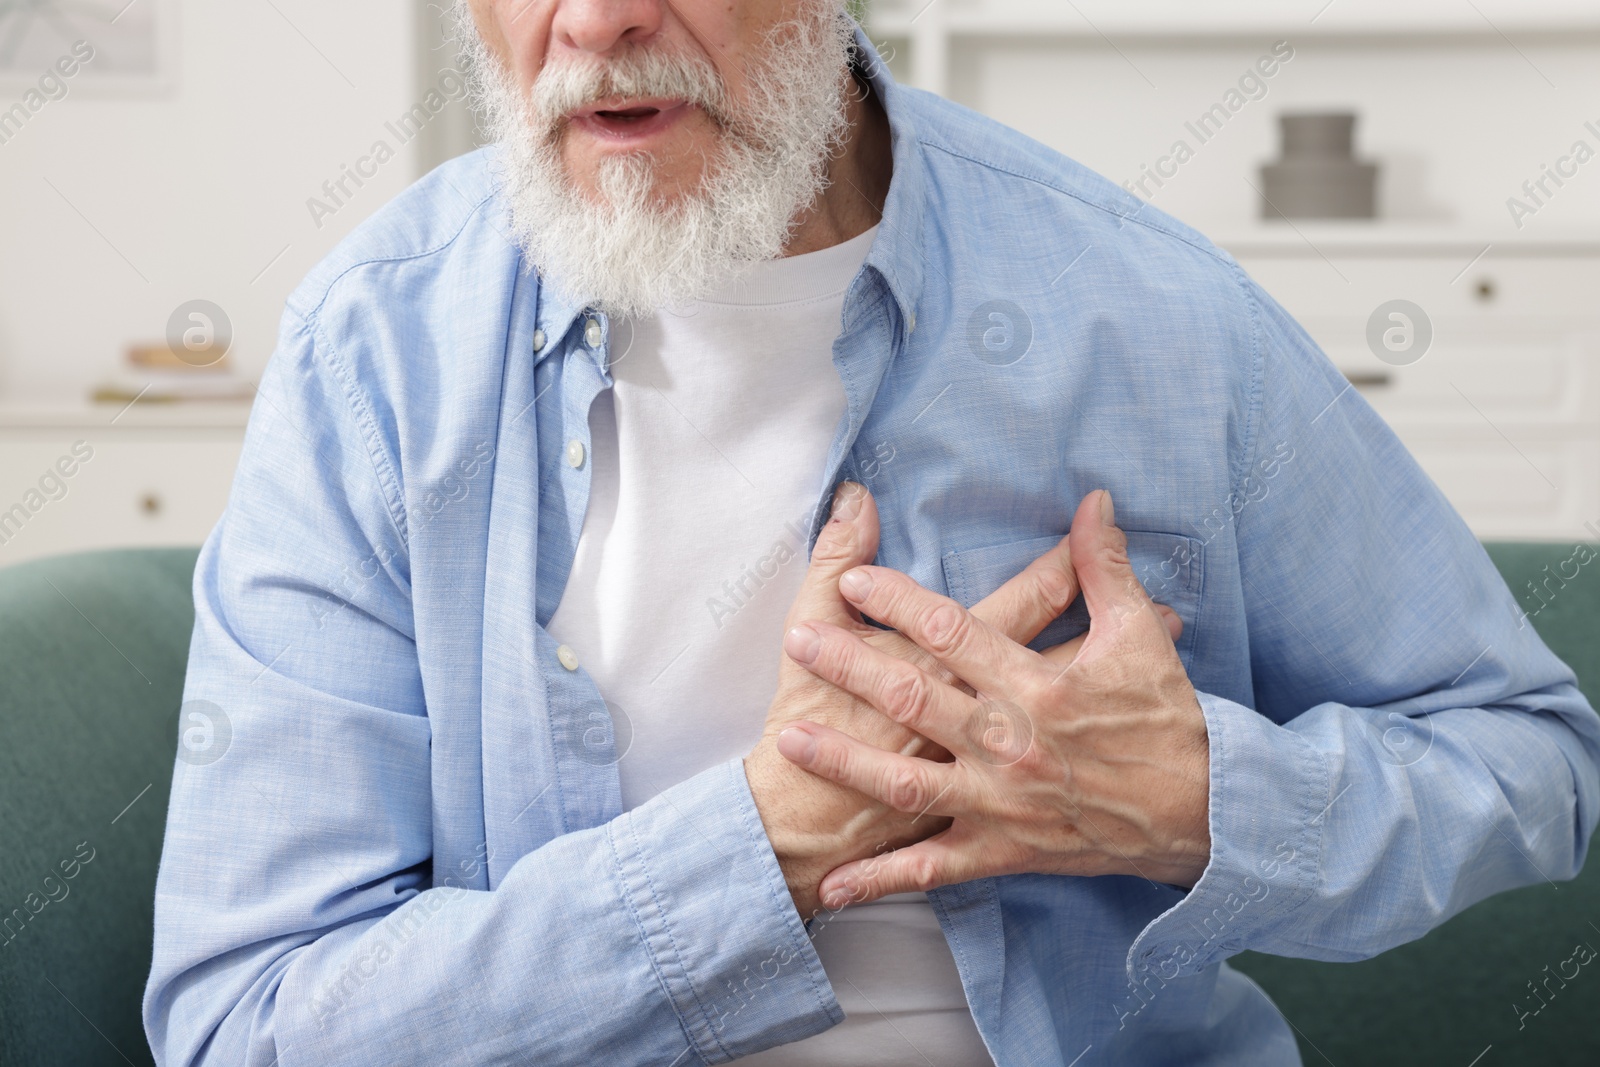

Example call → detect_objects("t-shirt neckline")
686 223 880 308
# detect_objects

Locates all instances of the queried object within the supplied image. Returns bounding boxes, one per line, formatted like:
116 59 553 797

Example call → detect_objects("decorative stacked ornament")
1260 112 1379 220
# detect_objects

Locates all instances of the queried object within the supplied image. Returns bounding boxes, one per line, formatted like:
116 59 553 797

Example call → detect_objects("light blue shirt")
145 21 1600 1067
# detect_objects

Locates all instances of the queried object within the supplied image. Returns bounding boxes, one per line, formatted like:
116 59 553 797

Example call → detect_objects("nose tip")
552 0 666 56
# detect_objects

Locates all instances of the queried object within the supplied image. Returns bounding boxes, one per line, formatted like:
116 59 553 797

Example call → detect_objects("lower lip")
570 103 692 145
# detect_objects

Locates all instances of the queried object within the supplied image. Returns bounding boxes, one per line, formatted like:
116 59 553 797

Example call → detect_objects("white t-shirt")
546 224 993 1065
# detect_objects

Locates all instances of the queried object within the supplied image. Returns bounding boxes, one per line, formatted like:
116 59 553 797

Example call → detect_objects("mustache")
530 46 734 138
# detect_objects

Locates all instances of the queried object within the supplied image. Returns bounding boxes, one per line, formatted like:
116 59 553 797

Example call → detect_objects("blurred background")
3 5 1600 1066
0 0 1596 558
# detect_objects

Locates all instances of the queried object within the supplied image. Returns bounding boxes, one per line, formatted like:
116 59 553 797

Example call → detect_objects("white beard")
456 2 857 319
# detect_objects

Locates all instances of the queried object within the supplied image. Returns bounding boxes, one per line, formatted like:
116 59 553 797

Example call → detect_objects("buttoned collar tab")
531 279 592 368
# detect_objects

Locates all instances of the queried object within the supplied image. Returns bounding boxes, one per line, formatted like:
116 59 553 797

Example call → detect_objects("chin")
568 155 717 212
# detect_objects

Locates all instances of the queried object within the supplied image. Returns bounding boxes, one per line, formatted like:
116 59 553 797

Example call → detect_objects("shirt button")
584 318 603 347
565 438 585 469
532 328 547 353
556 645 579 671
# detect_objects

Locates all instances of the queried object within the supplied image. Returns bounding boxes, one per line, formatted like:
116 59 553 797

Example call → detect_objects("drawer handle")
140 492 163 516
1345 371 1393 389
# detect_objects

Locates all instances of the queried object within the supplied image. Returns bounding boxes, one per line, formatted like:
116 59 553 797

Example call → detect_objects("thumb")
1068 490 1158 634
785 481 881 632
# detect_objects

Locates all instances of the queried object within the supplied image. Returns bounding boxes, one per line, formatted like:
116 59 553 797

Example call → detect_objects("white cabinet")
0 403 247 565
1221 230 1600 541
867 0 1600 96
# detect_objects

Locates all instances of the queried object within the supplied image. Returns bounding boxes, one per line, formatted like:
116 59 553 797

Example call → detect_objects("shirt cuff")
608 757 844 1063
1124 690 1331 982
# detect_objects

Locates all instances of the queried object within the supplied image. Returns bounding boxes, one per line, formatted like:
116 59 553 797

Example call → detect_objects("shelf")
868 0 1600 39
1210 225 1600 258
0 398 253 431
866 0 1600 94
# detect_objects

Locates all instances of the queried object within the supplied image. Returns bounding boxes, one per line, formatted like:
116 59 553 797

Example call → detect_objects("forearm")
148 759 840 1067
1127 273 1600 979
1128 685 1600 979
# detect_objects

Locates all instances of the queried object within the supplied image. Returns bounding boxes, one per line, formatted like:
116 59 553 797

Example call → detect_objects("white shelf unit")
867 0 1600 96
0 402 249 565
1215 230 1600 542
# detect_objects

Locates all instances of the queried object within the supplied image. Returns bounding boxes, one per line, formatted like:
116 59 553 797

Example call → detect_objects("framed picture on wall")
0 0 176 94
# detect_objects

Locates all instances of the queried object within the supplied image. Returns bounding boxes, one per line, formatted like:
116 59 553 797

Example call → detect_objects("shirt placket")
535 308 626 828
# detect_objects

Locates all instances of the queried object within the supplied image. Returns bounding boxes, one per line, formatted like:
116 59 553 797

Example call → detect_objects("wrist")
744 754 823 914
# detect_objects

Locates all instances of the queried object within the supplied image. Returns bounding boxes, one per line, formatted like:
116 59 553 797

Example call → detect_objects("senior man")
144 1 1600 1065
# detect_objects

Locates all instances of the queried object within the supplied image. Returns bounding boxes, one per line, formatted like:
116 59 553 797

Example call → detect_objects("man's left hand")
776 489 1213 906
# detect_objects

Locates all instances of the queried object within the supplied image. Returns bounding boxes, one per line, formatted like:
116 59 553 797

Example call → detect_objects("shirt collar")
528 16 927 363
847 19 928 338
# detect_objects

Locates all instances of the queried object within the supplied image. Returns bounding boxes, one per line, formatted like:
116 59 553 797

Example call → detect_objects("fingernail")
785 624 821 664
1099 489 1115 525
840 568 873 602
832 483 863 523
822 884 852 910
777 727 817 766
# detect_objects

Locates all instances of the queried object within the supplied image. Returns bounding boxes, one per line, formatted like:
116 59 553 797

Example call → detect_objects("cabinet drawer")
0 436 242 564
1239 255 1600 323
1393 430 1599 541
1310 322 1598 430
1236 254 1600 434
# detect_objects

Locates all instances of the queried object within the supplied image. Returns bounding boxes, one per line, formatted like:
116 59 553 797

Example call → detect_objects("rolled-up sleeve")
143 310 841 1067
1126 275 1600 981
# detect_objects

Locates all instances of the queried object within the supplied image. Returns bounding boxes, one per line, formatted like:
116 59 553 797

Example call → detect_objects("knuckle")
809 522 859 566
905 852 942 892
1097 538 1133 577
1012 736 1052 778
822 633 856 676
1102 521 1131 557
880 667 932 727
884 766 925 812
921 602 971 656
810 736 847 779
1036 558 1078 613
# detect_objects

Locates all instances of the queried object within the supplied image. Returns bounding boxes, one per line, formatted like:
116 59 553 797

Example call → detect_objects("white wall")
0 1 429 397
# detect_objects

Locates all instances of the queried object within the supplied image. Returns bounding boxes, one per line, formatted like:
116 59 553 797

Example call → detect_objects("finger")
1039 631 1086 667
785 482 879 633
1067 490 1168 637
969 534 1081 649
836 566 1042 697
880 636 966 694
817 826 990 908
784 621 976 750
1038 606 1180 673
777 722 965 818
1157 603 1183 644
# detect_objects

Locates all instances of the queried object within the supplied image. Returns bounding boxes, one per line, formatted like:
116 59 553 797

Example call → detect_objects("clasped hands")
744 483 1212 920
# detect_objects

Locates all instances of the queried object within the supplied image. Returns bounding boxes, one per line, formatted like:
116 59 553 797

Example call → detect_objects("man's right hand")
744 482 1180 918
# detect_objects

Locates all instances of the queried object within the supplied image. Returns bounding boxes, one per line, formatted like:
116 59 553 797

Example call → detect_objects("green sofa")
1 545 1596 1065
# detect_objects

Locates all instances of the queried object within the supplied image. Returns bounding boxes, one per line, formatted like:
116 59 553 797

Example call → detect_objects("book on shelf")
90 343 256 404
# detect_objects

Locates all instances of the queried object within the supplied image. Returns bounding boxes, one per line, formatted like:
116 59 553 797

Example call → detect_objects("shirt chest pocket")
940 530 1204 667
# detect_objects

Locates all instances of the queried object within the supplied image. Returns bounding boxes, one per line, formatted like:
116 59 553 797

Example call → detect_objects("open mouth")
596 105 661 122
571 98 691 142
